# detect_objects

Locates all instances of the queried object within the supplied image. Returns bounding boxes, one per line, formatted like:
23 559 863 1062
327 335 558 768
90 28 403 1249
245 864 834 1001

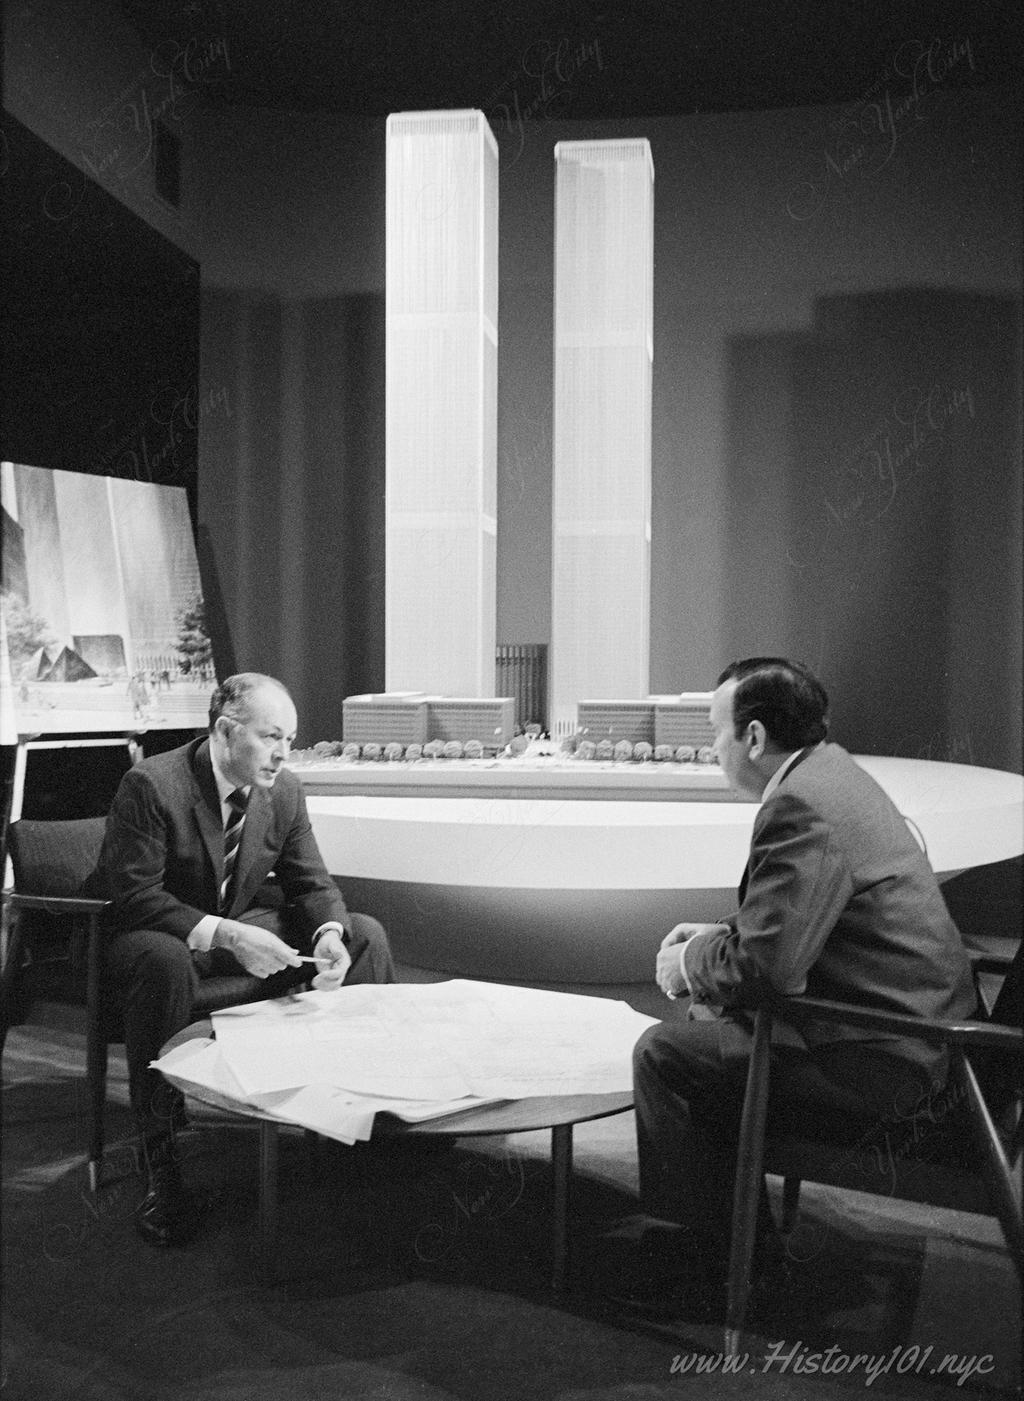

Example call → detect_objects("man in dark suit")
620 657 976 1317
100 672 395 1245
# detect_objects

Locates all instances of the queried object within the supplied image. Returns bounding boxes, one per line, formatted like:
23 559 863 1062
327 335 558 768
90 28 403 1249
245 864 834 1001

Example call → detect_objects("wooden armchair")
725 947 1023 1352
1 817 265 1191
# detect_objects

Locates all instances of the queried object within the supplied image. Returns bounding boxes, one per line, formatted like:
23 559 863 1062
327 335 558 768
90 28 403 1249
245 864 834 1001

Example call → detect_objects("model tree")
175 594 212 676
1 592 59 675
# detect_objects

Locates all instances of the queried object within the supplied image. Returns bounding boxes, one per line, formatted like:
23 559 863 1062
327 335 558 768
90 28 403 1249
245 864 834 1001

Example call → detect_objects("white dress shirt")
187 748 346 955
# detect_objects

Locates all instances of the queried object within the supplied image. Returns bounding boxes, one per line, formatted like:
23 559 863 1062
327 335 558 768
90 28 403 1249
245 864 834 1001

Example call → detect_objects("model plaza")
290 692 721 775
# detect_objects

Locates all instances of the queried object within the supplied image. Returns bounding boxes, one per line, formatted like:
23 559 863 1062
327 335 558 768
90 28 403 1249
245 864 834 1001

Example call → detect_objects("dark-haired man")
100 672 395 1245
621 657 975 1317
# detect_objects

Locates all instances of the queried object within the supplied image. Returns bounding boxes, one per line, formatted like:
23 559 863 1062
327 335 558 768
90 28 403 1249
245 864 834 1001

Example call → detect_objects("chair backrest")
7 817 108 898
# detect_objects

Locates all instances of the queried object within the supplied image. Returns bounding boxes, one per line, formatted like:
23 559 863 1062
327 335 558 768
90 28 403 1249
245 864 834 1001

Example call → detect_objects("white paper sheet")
207 980 656 1104
151 1035 502 1144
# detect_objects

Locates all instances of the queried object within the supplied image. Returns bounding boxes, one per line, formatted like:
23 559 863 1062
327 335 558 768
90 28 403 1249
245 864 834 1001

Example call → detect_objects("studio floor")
2 1000 1020 1401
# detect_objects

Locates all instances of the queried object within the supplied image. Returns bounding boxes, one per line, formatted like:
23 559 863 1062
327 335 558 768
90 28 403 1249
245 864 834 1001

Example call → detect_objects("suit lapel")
190 740 224 896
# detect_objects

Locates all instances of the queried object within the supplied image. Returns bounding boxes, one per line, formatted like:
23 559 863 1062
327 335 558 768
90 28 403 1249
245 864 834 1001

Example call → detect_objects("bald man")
101 672 395 1245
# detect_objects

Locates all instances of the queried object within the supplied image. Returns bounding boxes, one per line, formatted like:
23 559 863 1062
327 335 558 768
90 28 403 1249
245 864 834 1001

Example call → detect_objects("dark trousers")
105 910 396 1141
632 1004 933 1282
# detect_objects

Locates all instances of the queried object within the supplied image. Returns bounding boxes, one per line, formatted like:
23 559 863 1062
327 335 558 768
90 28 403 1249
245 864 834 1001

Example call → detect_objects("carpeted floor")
2 1000 1020 1400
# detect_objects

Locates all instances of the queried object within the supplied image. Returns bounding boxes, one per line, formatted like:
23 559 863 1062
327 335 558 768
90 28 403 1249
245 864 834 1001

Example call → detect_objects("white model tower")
384 110 499 695
550 139 654 735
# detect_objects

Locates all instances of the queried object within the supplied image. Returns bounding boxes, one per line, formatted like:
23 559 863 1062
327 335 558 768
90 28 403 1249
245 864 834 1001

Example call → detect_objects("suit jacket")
684 742 976 1078
99 737 349 949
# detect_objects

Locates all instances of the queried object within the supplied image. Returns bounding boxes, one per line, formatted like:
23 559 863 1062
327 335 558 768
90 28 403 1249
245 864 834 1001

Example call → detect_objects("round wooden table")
160 1020 633 1288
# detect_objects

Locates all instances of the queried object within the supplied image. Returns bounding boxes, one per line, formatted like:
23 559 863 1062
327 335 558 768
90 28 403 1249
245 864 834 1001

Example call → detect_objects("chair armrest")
5 892 111 916
773 994 1021 1052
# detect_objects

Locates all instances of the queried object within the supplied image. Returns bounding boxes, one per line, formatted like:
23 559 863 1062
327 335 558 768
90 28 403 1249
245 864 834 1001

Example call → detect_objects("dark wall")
0 115 216 828
198 287 385 741
721 288 1021 765
189 87 1020 765
491 92 1022 771
0 115 247 689
3 24 1020 775
1 116 200 503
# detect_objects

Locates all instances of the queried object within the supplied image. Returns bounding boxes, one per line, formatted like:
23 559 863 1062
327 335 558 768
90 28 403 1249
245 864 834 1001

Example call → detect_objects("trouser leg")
105 930 197 1143
344 913 396 984
633 1015 745 1269
632 1011 932 1281
107 910 395 1142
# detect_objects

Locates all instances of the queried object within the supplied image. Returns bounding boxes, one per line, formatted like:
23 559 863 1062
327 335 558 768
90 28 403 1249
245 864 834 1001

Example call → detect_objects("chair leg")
1009 1117 1023 1169
87 1023 109 1193
956 1051 1024 1289
256 1121 279 1284
551 1123 573 1293
85 912 108 1192
0 909 28 1055
781 1177 802 1235
725 1007 773 1353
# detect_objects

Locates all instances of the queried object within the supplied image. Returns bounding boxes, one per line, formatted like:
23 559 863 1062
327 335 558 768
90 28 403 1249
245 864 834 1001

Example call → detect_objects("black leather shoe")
593 1215 728 1324
607 1231 787 1327
135 1138 196 1247
607 1274 727 1325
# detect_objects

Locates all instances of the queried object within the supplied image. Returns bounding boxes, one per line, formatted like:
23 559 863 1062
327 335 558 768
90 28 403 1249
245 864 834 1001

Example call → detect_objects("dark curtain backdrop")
199 287 385 745
722 289 1020 766
194 92 1022 769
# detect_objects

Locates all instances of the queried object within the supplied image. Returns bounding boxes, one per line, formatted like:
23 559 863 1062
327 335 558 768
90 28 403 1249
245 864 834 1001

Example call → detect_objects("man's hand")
656 945 688 999
213 919 304 978
310 928 352 991
660 922 729 949
657 923 730 999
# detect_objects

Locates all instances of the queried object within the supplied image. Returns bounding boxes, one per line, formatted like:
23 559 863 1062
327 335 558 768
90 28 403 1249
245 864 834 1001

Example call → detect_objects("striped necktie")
220 787 248 912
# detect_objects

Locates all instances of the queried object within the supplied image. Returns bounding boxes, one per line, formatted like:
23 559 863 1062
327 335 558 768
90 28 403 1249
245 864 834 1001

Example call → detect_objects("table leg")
551 1123 573 1292
257 1120 278 1283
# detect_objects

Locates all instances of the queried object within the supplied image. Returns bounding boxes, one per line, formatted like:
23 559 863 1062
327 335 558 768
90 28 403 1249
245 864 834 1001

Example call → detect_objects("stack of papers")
151 979 656 1145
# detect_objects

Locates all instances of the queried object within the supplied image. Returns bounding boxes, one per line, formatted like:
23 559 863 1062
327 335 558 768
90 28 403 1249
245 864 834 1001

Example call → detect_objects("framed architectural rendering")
1 462 213 736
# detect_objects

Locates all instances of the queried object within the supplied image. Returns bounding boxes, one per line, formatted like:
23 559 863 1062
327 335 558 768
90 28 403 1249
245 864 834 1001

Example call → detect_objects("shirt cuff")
313 921 349 948
680 929 712 994
188 914 221 953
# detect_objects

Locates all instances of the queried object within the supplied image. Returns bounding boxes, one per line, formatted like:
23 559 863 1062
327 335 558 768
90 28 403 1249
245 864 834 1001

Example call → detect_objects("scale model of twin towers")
385 111 654 737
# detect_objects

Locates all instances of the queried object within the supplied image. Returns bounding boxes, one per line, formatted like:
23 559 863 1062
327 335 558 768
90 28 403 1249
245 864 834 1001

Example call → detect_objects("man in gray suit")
101 672 395 1245
621 657 976 1317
